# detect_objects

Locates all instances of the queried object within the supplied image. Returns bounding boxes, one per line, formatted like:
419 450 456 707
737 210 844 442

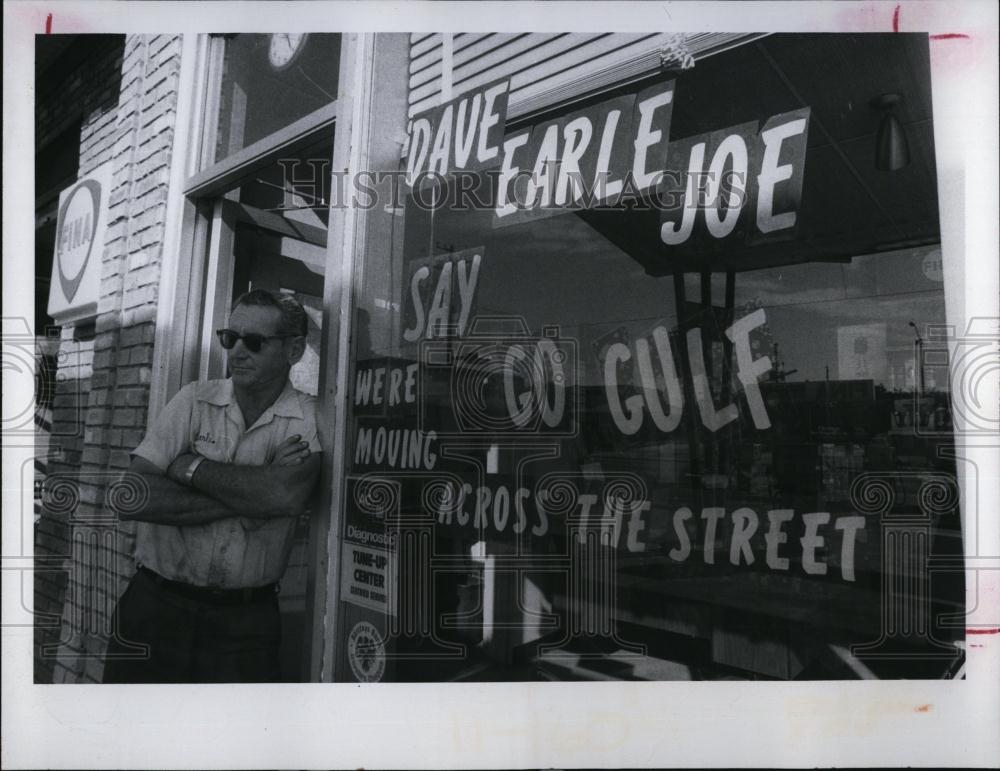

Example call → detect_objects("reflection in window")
361 193 962 678
336 32 961 681
222 137 333 395
214 33 340 163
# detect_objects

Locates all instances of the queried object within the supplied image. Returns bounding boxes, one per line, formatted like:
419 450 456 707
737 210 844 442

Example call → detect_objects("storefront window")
335 33 962 681
214 33 340 163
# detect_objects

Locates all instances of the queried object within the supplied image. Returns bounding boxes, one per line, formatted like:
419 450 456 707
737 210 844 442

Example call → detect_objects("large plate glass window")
335 33 963 682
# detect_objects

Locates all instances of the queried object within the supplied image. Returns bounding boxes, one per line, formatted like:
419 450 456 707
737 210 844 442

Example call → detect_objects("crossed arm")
117 436 321 526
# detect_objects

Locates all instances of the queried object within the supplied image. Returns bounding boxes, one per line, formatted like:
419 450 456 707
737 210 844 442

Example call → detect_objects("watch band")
183 455 205 486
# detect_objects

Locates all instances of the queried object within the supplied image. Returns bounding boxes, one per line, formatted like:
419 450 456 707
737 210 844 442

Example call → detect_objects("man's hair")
231 289 308 338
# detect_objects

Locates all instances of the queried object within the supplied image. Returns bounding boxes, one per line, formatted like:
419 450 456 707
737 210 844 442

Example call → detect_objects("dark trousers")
102 568 281 683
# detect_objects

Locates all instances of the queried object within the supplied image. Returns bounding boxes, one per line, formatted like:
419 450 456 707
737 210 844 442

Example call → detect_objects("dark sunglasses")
215 328 296 353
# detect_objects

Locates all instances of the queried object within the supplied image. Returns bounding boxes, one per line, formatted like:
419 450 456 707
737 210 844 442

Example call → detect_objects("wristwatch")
183 455 205 486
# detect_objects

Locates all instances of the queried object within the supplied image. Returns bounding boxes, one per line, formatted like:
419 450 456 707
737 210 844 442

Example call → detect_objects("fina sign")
47 162 112 323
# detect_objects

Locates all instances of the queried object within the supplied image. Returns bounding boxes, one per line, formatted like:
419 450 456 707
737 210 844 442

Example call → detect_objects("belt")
138 566 278 606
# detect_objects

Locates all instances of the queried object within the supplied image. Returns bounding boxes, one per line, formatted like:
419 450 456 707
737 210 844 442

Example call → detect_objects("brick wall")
36 34 183 684
33 36 124 684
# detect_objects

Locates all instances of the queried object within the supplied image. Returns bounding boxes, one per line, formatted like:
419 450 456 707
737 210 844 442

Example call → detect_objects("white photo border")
3 2 998 768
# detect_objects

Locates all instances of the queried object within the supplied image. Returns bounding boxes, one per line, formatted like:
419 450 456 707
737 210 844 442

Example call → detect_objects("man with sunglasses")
103 289 322 683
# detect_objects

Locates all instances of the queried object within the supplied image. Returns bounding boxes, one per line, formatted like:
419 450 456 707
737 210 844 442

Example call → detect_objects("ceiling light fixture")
872 93 911 171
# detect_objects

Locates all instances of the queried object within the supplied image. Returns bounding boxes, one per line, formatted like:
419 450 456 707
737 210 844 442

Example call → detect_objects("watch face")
268 33 307 70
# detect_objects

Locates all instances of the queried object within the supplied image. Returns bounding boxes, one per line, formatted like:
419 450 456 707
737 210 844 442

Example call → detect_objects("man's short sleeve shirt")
132 378 320 588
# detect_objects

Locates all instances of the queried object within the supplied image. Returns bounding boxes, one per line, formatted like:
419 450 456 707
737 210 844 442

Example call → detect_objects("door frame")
149 32 344 681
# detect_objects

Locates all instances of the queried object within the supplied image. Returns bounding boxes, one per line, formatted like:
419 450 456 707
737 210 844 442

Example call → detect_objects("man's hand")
269 434 312 466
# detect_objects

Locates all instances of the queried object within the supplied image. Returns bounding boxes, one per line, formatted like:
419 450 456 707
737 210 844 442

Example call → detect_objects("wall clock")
268 33 308 70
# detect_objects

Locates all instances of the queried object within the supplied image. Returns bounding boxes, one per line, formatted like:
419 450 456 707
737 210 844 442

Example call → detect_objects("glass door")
204 196 327 681
160 32 343 681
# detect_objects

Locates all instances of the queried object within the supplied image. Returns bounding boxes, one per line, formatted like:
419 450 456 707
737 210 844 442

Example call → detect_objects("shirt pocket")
193 434 230 463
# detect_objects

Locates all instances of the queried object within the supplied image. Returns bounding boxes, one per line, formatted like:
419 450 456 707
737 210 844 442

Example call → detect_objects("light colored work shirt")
132 378 321 588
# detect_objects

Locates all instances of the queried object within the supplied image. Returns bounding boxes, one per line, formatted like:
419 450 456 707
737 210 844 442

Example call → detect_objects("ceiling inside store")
580 33 940 275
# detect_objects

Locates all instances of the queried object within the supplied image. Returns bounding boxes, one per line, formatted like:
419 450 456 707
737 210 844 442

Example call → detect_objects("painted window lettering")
605 309 772 435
